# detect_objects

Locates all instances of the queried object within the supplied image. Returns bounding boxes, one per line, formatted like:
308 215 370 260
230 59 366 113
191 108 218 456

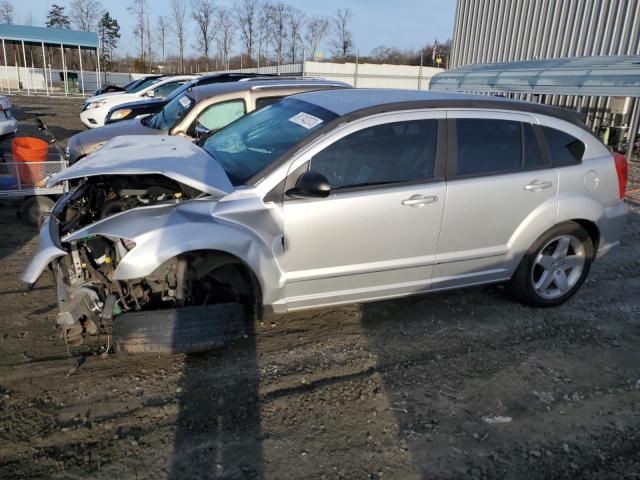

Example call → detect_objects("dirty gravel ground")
0 95 639 480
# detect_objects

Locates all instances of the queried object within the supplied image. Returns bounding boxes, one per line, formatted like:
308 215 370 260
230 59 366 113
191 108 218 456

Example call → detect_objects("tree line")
0 0 450 74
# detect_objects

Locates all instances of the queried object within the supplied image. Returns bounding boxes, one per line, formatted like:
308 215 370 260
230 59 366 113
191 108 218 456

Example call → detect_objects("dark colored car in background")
93 75 165 96
104 72 279 125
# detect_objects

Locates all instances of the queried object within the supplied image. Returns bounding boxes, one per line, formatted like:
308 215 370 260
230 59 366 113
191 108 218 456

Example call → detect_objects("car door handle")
401 195 438 207
524 180 553 191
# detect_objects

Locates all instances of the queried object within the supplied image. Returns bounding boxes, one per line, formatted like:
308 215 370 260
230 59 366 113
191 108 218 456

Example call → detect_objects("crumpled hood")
48 135 234 197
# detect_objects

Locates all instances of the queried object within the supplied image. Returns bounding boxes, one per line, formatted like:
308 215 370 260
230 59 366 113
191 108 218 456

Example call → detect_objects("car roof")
185 78 351 101
289 88 588 130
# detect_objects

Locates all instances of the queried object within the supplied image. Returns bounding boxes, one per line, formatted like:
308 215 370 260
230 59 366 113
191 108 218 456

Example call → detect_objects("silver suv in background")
66 79 351 164
22 90 628 351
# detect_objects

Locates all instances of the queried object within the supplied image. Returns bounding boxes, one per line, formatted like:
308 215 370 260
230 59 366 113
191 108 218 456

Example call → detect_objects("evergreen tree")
46 4 71 29
98 12 120 67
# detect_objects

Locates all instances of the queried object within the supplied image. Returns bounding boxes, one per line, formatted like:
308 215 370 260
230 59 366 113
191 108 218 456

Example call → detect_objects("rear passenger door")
433 111 558 289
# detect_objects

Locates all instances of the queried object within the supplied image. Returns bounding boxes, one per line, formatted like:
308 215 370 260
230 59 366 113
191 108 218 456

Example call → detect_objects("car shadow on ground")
169 318 264 479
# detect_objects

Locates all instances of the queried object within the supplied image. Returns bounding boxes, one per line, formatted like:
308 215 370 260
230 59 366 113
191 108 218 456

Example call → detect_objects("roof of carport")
429 56 640 97
0 24 99 49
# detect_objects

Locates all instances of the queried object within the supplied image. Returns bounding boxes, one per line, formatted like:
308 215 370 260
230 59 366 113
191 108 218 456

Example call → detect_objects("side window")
255 96 283 110
455 119 521 176
196 100 246 132
153 81 186 98
310 119 438 190
523 123 545 169
542 126 585 166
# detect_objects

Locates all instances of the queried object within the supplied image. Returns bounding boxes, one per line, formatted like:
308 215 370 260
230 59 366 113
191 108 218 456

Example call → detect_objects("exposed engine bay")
50 175 252 347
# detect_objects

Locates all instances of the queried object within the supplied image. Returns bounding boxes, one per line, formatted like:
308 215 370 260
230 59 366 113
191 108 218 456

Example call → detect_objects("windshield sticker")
179 96 192 108
289 112 323 129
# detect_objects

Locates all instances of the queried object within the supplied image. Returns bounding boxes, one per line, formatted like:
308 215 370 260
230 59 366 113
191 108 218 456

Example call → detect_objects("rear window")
542 126 585 166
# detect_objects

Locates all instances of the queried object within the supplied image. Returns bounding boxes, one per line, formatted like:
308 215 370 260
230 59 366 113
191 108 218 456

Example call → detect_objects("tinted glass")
543 126 585 166
128 77 163 93
196 100 245 132
147 94 194 130
202 98 338 185
256 96 284 110
153 81 185 99
310 120 438 190
523 123 545 168
455 119 521 176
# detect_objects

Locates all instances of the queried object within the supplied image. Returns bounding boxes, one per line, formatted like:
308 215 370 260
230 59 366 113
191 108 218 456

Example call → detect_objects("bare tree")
287 7 304 63
191 0 215 59
330 8 353 60
264 1 289 66
215 6 234 70
0 1 14 24
171 0 188 73
128 0 148 65
70 0 103 31
24 10 33 26
305 16 329 60
255 5 270 68
145 12 153 65
157 16 169 65
234 0 258 64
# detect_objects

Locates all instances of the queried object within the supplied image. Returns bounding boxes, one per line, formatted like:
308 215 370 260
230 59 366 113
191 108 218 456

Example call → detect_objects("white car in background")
80 75 197 128
0 96 18 138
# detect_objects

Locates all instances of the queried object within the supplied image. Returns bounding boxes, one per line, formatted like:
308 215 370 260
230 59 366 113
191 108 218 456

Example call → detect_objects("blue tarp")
0 24 98 49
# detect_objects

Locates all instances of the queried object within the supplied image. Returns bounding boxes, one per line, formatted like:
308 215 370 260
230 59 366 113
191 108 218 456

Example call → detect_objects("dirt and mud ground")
0 95 639 480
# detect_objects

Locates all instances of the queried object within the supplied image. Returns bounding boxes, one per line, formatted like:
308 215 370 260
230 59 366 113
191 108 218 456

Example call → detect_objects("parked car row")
23 86 628 352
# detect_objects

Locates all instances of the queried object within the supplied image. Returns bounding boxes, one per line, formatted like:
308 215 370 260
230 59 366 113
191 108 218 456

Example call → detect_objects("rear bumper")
0 118 18 136
596 201 629 258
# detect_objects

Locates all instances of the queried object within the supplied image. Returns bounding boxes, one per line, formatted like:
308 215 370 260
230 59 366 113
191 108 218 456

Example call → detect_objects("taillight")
613 152 628 199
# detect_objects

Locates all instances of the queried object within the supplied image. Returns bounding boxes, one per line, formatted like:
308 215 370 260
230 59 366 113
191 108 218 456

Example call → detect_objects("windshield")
201 98 338 185
146 93 194 130
164 79 197 102
128 77 163 94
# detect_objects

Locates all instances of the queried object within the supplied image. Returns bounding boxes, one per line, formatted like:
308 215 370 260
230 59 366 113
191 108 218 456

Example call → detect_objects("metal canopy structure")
0 24 101 97
430 56 640 160
429 56 640 97
0 24 98 48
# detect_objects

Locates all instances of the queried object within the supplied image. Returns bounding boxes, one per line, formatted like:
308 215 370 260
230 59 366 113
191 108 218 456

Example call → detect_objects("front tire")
509 222 594 307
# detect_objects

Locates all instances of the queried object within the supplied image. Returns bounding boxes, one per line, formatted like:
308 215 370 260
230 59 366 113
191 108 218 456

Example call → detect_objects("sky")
12 0 456 58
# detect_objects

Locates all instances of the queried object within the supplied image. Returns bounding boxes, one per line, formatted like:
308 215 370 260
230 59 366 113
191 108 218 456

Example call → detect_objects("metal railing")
0 159 68 197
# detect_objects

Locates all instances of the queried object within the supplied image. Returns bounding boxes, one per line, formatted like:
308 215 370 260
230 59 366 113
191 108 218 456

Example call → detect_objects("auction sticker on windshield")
179 96 192 108
289 112 323 129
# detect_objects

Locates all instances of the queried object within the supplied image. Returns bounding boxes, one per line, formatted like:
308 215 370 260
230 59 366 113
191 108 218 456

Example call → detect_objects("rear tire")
21 196 54 227
509 222 594 307
113 303 246 354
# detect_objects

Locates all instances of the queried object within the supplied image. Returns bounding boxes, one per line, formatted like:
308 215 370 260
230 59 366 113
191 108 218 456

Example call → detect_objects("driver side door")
281 112 447 310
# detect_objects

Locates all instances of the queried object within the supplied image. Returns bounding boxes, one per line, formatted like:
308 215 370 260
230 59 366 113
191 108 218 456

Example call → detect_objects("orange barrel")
12 137 49 186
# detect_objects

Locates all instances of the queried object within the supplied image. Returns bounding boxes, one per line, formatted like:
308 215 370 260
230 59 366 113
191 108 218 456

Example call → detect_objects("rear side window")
256 96 283 110
455 119 521 176
542 126 585 166
310 119 438 190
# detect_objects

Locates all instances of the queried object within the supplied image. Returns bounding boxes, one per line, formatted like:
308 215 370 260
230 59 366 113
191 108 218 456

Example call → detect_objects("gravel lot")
1 95 640 480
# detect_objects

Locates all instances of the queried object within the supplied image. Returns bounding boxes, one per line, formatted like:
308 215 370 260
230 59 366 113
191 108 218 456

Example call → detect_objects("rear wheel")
509 222 594 307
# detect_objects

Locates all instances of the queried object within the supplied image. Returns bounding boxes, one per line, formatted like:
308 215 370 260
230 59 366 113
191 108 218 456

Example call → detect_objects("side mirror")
286 170 331 199
195 124 210 137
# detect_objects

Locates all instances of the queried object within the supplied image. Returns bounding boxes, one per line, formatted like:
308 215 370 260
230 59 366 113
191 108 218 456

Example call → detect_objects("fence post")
21 41 30 94
41 42 48 96
353 50 359 87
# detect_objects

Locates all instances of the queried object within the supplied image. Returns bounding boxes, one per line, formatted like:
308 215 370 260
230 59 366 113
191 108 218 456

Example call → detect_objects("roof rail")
240 75 326 82
249 82 347 91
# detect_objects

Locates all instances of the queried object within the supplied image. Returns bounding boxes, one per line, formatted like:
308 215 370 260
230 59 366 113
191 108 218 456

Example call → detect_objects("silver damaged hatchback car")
22 89 629 351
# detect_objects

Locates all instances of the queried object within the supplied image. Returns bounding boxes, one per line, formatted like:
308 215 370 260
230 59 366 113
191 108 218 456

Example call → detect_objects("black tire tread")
113 303 246 354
